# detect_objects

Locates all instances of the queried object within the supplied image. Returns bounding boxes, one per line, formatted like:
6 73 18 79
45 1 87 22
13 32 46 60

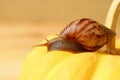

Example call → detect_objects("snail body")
40 18 116 52
46 37 87 52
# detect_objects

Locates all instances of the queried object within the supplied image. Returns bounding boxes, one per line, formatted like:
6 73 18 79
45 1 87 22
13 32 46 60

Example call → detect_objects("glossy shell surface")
60 18 115 51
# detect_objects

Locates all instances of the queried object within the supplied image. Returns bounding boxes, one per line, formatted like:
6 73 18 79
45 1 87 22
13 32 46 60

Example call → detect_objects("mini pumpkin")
20 35 120 80
20 0 120 80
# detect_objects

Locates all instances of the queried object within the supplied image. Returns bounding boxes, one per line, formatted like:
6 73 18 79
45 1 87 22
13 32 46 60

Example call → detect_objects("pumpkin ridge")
43 53 99 80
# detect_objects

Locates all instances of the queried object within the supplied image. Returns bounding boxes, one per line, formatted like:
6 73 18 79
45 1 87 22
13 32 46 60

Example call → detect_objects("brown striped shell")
60 18 116 51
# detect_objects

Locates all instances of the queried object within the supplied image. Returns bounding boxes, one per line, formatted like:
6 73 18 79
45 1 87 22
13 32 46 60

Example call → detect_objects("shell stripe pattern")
60 18 107 47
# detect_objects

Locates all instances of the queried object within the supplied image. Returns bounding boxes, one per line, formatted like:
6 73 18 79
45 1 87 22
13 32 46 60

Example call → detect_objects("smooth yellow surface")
28 51 73 80
92 54 120 80
43 53 98 80
20 46 47 80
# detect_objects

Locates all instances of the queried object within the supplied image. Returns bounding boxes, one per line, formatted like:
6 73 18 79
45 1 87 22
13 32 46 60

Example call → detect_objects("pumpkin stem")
105 0 120 54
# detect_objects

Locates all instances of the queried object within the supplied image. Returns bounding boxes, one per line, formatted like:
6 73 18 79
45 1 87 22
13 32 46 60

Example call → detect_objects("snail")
38 18 116 52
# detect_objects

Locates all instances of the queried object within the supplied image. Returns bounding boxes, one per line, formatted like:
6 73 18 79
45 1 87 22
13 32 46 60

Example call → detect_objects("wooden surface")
0 23 66 80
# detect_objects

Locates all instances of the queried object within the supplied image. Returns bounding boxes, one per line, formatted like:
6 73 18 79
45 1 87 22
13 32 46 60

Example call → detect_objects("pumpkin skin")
20 35 120 80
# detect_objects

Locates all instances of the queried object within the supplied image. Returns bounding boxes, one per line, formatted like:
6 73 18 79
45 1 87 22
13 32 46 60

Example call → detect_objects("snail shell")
60 18 116 51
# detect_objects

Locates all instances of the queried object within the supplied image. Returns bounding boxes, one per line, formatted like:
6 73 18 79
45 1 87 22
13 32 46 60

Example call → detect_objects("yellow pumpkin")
20 0 120 79
20 35 120 80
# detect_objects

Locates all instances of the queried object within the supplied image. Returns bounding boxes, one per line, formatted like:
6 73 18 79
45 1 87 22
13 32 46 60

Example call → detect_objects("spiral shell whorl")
60 18 110 51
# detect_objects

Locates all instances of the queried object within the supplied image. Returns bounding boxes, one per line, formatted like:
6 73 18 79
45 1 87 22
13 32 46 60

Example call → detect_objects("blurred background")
0 0 119 80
